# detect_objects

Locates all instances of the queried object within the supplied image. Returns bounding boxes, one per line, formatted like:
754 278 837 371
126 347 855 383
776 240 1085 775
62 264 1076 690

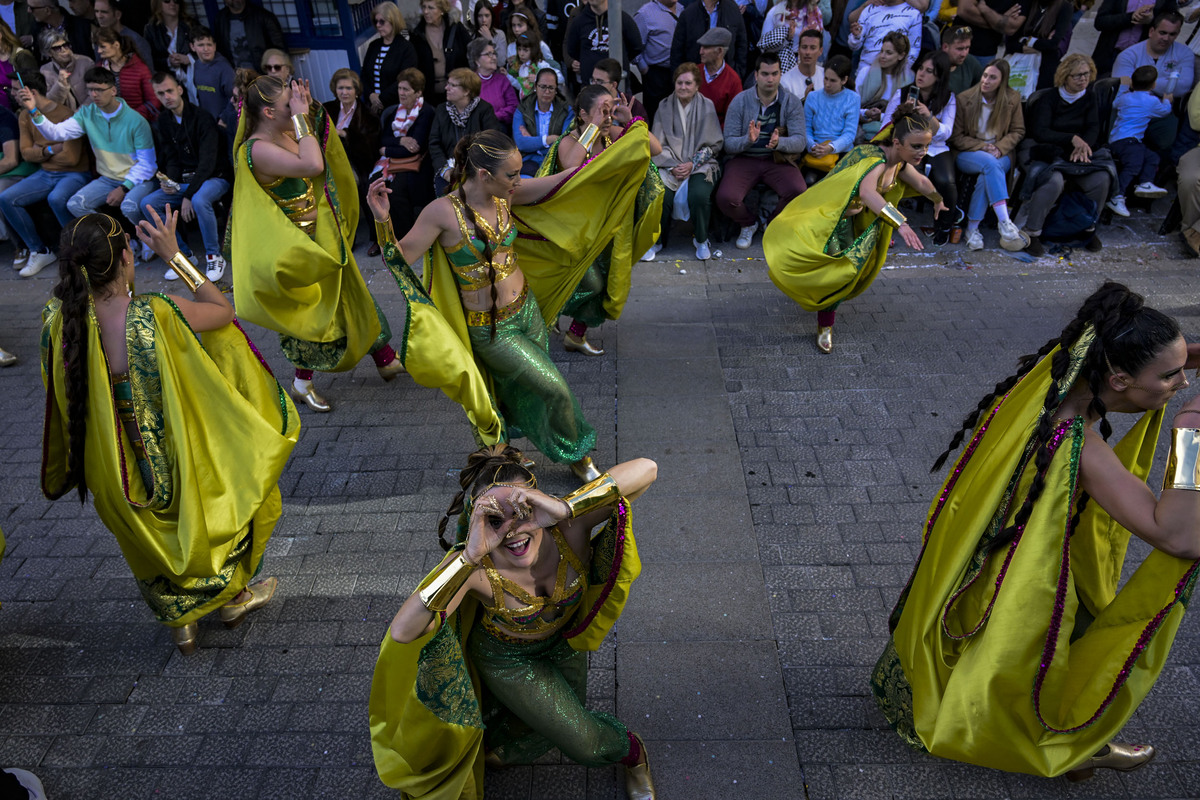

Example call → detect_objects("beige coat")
949 85 1025 158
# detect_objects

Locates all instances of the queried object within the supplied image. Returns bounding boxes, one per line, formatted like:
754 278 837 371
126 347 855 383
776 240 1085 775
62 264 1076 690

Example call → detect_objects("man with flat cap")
697 27 742 126
671 0 748 79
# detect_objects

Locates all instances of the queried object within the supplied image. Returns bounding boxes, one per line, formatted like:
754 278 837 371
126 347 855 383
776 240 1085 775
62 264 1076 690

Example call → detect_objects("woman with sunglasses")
38 28 93 111
361 1 419 116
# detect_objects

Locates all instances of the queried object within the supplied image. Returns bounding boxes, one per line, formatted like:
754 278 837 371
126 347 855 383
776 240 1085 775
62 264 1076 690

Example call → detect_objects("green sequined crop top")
445 194 518 290
479 527 587 637
245 139 319 235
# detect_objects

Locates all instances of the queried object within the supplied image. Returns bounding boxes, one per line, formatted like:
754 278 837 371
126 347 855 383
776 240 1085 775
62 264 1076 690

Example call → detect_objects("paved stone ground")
1 201 1199 799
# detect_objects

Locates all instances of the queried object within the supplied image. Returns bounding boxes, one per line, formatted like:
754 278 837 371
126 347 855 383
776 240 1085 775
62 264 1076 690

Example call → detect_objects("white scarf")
391 96 425 137
1058 87 1085 104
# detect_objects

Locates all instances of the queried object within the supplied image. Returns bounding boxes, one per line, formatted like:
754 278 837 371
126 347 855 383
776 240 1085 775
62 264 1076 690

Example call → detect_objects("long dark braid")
437 443 534 551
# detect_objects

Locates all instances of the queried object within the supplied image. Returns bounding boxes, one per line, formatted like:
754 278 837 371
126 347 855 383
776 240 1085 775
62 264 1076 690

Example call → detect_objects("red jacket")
105 53 162 122
700 63 743 128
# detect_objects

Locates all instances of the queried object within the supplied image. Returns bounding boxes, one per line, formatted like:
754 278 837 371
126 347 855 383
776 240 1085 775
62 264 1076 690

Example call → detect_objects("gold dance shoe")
218 577 279 629
377 357 406 382
171 622 199 656
564 331 605 356
816 326 833 354
1065 742 1155 782
291 384 332 412
0 347 16 367
624 734 656 799
570 456 602 482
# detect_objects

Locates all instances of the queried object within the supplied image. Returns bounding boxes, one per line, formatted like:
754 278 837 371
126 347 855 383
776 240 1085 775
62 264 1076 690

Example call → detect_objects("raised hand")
288 79 313 117
135 204 181 262
367 175 392 222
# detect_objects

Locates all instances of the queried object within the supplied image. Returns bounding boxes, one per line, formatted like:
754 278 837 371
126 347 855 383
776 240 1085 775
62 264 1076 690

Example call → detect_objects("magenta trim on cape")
562 498 629 640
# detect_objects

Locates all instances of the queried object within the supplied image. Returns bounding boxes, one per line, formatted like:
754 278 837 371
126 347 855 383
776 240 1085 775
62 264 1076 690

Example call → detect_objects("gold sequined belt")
465 285 528 327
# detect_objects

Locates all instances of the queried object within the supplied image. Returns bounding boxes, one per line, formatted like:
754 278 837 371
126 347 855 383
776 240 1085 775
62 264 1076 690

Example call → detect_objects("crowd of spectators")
3 0 1200 283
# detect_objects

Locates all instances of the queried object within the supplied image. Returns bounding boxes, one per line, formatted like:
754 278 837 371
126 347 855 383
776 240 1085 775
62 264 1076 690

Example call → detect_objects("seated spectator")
1018 0 1073 91
39 28 92 112
1177 82 1200 256
591 58 648 120
94 26 161 121
759 0 832 75
473 1 508 66
716 52 807 250
956 0 1026 67
469 37 518 126
429 67 503 194
857 29 911 140
942 25 982 95
0 21 37 112
697 27 742 127
848 0 922 88
362 2 419 115
144 0 195 78
1106 65 1171 216
780 28 825 102
412 0 472 106
15 66 157 222
949 59 1028 251
94 0 153 68
28 0 95 59
651 63 724 260
672 0 749 79
375 67 435 238
884 51 957 243
124 71 231 279
1112 11 1191 152
513 66 571 174
1092 0 1175 77
1015 53 1110 255
188 26 234 124
259 48 293 83
0 104 28 260
803 54 859 169
0 68 90 275
214 0 284 71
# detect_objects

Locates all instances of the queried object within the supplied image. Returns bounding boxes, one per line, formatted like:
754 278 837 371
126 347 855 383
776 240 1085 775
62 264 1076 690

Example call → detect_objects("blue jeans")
122 178 231 255
955 150 1011 222
1109 137 1158 195
67 175 128 218
0 169 91 251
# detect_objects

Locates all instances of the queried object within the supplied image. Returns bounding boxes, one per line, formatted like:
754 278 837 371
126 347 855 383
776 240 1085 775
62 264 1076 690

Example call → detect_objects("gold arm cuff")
417 552 477 611
292 113 313 140
1163 428 1200 492
561 472 619 519
925 191 943 205
576 123 600 152
878 203 906 229
168 252 206 292
374 216 396 247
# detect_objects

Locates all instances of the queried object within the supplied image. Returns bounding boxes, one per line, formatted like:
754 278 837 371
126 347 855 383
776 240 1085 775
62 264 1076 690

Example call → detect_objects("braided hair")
887 101 933 144
241 74 285 139
437 444 535 550
933 282 1181 551
446 129 519 341
52 214 133 503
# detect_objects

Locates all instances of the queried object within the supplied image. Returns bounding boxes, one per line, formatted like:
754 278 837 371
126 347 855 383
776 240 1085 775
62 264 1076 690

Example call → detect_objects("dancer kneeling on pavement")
40 209 299 655
763 103 943 354
370 444 657 799
873 282 1200 781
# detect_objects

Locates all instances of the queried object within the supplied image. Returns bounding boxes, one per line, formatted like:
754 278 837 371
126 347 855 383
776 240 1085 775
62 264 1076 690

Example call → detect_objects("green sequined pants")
467 292 596 464
469 627 630 766
562 248 611 329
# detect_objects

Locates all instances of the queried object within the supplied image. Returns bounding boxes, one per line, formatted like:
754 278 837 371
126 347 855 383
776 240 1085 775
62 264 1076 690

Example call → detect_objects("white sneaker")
965 229 984 251
735 222 758 249
18 249 56 277
205 253 226 281
1106 195 1130 217
997 219 1030 252
1133 181 1169 198
694 238 711 260
164 268 179 281
12 248 28 268
640 242 663 262
139 242 156 263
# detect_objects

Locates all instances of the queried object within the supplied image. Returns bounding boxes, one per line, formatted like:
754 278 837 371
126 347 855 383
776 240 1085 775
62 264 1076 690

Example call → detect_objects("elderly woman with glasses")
260 48 293 82
513 67 571 175
470 36 518 127
362 2 419 116
39 29 94 111
429 67 505 194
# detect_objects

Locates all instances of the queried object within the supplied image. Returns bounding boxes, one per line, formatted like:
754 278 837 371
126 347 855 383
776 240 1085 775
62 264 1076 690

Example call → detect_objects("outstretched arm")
367 176 453 265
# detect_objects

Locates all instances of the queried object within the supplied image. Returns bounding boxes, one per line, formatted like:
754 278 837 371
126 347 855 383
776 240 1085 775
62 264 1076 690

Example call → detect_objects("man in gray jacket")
715 52 807 249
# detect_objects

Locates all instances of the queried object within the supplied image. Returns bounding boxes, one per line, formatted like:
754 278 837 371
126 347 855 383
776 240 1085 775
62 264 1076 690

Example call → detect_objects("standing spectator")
1177 82 1200 256
27 0 93 58
473 1 508 63
15 66 157 222
634 0 680 124
1018 0 1072 90
857 30 910 140
508 31 560 95
566 0 643 92
218 65 255 144
501 0 548 38
942 25 982 95
39 28 92 111
214 0 285 71
759 0 832 75
323 68 382 254
0 69 90 276
848 0 922 87
363 2 418 116
68 0 94 23
143 0 195 79
94 0 153 68
803 54 858 167
412 0 471 105
94 26 161 121
592 58 648 119
1092 0 1176 77
0 0 31 45
545 0 578 58
125 72 231 279
956 0 1027 67
1112 11 1191 152
672 0 749 79
780 27 824 101
716 52 807 249
697 26 742 125
259 48 292 83
376 67 435 239
188 26 233 123
1015 54 1110 255
0 20 33 113
513 66 570 174
950 59 1027 251
1106 65 1171 216
428 67 503 193
469 37 517 126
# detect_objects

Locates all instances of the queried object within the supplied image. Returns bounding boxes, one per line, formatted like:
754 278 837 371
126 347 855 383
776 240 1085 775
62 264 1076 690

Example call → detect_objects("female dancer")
370 444 656 798
763 104 945 353
229 75 403 412
40 209 298 655
872 282 1200 780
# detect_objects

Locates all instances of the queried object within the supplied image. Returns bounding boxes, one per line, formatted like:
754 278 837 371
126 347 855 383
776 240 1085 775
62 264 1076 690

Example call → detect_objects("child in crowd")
508 32 552 96
1106 64 1171 217
803 54 859 173
188 26 234 124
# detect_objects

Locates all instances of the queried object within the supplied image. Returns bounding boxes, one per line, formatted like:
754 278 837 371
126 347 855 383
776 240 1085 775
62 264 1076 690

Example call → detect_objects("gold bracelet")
168 252 206 292
561 472 619 519
374 216 396 247
576 123 600 152
1163 428 1200 492
878 203 906 229
292 113 313 140
417 551 478 611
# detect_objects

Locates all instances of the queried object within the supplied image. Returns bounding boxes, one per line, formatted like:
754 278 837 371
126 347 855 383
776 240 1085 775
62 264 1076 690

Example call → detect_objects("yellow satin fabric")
763 145 906 312
889 343 1198 776
229 107 381 371
41 297 300 626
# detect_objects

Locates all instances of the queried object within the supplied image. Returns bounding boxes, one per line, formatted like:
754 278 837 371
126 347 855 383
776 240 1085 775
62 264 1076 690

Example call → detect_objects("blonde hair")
372 1 407 32
1054 53 1095 89
260 48 292 72
448 66 480 99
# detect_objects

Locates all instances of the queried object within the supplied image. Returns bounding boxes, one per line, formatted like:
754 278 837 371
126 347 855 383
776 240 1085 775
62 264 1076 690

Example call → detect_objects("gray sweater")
722 87 807 157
